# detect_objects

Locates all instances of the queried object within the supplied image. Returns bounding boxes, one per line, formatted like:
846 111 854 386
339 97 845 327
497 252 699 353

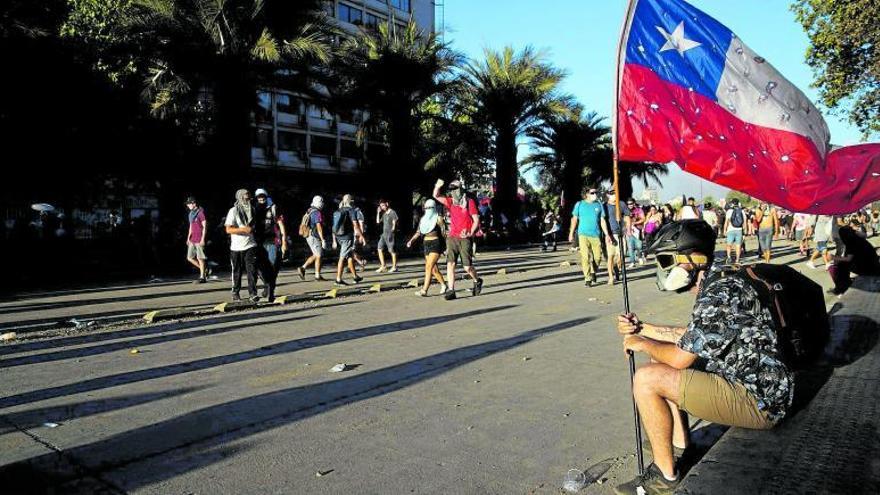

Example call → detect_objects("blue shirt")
572 201 605 237
603 201 631 234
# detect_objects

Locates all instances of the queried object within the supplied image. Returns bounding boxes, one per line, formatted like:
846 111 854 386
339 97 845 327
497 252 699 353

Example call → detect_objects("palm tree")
333 20 461 208
586 160 669 203
461 46 567 218
94 0 335 170
523 108 611 221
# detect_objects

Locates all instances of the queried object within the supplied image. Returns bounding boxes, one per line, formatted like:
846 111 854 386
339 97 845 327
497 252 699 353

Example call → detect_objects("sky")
440 0 869 203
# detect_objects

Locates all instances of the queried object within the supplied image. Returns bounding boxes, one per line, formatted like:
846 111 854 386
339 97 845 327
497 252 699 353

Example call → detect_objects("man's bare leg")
446 261 456 290
667 400 689 449
633 363 683 479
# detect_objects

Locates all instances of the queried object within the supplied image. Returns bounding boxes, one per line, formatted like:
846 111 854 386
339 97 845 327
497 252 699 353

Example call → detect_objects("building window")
338 3 363 25
254 91 273 122
365 12 383 27
390 0 410 12
340 139 362 159
311 135 336 157
278 131 306 152
276 94 302 115
253 128 273 150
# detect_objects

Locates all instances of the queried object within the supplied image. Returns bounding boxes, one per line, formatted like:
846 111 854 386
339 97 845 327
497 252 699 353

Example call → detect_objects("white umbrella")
31 203 56 213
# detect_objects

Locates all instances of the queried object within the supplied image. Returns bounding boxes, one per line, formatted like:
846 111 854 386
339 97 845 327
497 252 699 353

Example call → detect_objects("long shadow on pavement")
0 388 204 435
0 306 517 410
0 315 592 493
0 314 318 369
0 300 362 357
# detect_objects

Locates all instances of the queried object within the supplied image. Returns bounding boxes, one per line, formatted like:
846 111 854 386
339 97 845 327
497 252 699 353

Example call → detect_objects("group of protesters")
184 179 485 302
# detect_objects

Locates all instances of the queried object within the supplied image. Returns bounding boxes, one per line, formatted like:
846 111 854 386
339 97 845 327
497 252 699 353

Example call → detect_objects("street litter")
315 469 333 477
66 319 96 330
130 349 140 354
329 363 348 373
1 332 16 342
42 422 60 428
562 469 587 493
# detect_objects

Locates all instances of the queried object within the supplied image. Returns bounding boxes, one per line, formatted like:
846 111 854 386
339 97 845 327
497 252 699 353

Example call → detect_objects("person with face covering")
225 189 261 301
433 179 483 300
406 199 447 297
613 220 794 495
299 195 328 281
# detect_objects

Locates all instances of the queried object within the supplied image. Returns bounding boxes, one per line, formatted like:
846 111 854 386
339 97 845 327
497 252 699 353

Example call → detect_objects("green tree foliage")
792 0 880 137
585 160 668 204
726 190 757 207
461 46 568 216
333 20 461 207
522 107 611 218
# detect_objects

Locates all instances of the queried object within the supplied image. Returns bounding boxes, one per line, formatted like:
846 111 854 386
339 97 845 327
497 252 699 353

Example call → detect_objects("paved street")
0 241 855 494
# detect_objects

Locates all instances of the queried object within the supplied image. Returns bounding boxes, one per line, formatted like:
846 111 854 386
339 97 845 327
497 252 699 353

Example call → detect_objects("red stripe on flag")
618 63 880 213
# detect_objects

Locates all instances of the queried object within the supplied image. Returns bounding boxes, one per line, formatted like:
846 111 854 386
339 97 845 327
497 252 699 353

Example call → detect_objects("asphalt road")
0 240 854 494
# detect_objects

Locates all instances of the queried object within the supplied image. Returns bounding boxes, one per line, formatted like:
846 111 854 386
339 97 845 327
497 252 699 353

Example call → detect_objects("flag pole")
613 0 645 476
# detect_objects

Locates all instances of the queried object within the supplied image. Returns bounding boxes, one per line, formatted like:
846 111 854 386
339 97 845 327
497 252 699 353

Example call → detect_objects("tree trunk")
494 126 519 226
387 109 417 215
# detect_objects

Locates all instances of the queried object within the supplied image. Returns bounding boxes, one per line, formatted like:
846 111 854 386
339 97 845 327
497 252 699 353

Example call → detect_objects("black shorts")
424 237 445 256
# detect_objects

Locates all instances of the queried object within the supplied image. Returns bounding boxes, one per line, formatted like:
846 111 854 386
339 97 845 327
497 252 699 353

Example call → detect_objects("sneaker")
806 261 817 269
627 263 636 269
415 289 428 297
613 463 679 495
315 275 327 281
375 266 387 273
438 284 448 295
205 266 213 278
194 278 207 284
353 276 364 284
335 279 348 287
444 290 457 301
231 293 241 302
249 295 261 303
389 266 398 273
298 266 306 280
471 278 484 296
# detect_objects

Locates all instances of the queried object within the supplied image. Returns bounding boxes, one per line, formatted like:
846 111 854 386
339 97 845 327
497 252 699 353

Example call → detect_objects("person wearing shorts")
375 200 399 272
299 196 327 281
332 194 365 286
406 199 447 297
756 204 779 262
433 178 483 300
185 196 210 283
613 221 791 494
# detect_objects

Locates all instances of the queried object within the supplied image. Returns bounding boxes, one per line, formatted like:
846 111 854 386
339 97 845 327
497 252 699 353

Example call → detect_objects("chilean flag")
616 0 880 214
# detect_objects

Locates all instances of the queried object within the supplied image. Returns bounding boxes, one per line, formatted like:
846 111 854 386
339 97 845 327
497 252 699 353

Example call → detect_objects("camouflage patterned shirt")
678 268 794 423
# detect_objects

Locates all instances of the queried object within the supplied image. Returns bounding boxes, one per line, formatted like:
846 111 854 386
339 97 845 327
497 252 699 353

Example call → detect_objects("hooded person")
406 198 447 297
299 195 328 281
331 194 364 286
432 178 483 300
225 189 260 301
253 187 283 298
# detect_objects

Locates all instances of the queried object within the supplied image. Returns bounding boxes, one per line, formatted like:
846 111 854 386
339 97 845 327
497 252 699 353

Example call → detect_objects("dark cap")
185 196 197 204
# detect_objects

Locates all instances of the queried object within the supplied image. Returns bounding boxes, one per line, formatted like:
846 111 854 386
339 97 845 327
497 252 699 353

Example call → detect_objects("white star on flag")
656 21 702 56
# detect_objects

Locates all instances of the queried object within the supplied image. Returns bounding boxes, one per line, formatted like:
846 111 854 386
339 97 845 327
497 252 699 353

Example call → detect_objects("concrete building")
250 0 435 180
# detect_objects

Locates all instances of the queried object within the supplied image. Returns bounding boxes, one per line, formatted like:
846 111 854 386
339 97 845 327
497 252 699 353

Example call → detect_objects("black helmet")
643 219 716 256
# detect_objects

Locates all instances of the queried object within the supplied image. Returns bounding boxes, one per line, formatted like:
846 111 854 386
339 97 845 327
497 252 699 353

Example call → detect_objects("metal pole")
612 0 645 476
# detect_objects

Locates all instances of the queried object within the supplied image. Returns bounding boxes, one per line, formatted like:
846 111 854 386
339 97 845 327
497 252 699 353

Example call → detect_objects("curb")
143 308 206 323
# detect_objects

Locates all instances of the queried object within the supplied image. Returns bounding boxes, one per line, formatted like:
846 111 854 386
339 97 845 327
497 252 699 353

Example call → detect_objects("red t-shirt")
188 209 206 244
439 197 478 239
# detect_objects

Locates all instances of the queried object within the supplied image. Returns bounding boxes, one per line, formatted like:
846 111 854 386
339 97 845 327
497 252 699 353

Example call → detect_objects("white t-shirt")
725 208 743 231
225 207 258 252
679 205 700 220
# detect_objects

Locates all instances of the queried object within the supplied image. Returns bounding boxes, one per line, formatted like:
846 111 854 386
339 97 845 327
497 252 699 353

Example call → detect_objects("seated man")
614 220 793 495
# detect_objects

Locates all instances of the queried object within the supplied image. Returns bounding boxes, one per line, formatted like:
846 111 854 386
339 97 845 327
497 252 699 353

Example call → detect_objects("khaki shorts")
678 369 775 430
187 244 207 260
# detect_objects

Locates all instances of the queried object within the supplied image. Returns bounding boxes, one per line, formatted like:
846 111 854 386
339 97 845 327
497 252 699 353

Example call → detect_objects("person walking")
375 199 399 273
351 199 369 271
755 203 779 263
298 196 327 281
432 179 483 300
254 188 286 297
541 210 561 252
569 187 610 287
626 199 645 268
185 196 209 283
603 191 631 285
678 197 701 220
406 199 447 297
332 194 365 286
807 214 834 270
723 199 745 264
225 189 262 302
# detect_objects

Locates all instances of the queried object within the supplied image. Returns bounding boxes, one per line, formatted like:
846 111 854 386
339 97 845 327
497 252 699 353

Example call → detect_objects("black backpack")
730 206 744 228
703 264 829 370
333 208 353 237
